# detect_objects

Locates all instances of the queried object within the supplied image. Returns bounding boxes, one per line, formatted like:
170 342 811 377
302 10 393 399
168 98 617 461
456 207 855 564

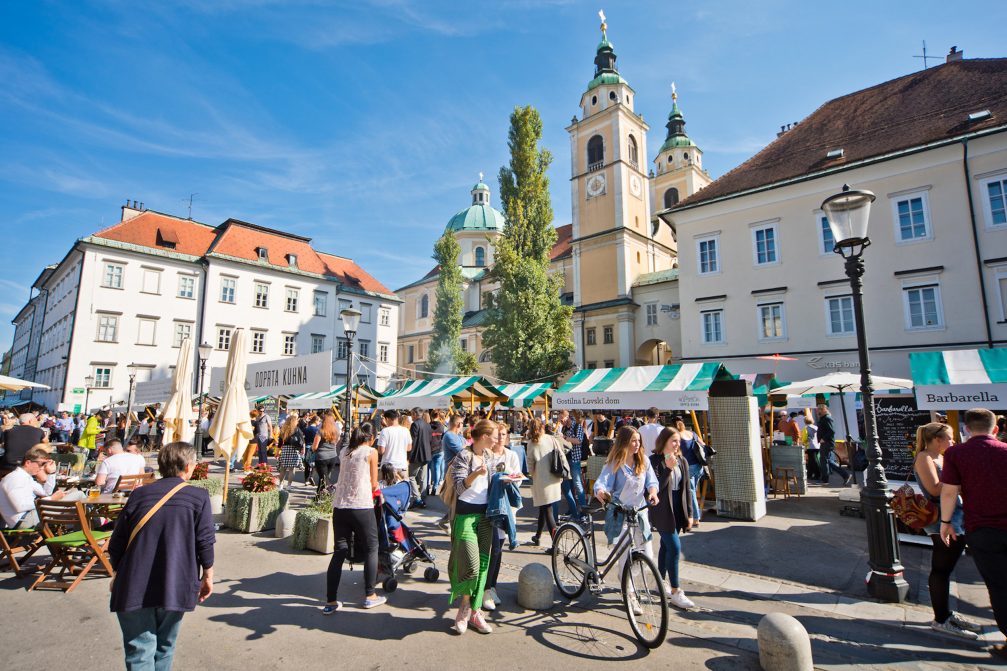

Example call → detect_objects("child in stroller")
377 465 440 592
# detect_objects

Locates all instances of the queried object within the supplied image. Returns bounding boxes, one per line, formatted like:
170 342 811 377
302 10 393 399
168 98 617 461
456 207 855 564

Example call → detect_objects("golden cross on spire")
478 171 484 182
671 81 677 102
598 9 607 36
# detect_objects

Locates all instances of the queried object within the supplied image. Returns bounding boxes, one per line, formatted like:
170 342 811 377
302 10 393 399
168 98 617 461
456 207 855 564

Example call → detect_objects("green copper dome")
659 100 696 154
446 180 506 234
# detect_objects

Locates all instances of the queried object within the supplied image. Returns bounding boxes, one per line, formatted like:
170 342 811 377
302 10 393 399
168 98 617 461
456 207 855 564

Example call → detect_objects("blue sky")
1 0 1005 347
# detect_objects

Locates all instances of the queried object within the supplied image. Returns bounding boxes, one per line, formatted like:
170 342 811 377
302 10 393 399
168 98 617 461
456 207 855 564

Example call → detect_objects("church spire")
593 9 618 76
665 82 687 140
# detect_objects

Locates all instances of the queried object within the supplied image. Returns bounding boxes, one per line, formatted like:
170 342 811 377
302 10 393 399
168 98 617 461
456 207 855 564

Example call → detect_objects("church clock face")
629 174 642 198
586 173 607 198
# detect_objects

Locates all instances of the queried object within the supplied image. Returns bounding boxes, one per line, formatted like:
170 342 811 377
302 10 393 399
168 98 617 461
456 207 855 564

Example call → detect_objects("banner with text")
133 379 176 407
552 390 709 411
914 384 1007 410
209 351 333 398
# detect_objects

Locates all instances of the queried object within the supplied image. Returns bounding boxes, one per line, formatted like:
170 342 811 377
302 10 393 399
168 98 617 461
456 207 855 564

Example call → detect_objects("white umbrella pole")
223 459 231 505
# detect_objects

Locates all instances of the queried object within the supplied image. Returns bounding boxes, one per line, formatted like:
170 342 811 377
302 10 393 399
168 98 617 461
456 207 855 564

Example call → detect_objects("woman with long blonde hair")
277 413 305 490
593 425 659 615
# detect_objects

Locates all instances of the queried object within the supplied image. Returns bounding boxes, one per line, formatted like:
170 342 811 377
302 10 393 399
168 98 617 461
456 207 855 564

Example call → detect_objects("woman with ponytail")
913 422 980 639
322 422 385 614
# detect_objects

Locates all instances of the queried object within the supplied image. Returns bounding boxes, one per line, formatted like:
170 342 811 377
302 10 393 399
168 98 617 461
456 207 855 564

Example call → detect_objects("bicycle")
551 501 669 648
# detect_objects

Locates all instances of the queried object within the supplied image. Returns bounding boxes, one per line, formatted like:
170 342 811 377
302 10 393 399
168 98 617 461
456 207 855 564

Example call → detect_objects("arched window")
628 134 639 166
474 247 485 267
663 187 680 209
419 294 429 319
587 135 604 168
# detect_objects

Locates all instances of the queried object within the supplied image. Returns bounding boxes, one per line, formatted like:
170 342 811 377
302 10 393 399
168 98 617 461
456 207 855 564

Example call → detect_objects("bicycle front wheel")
552 523 589 599
622 550 669 649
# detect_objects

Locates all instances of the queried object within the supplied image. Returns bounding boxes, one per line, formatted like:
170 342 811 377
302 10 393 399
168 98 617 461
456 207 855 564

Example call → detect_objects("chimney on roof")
121 198 144 222
947 46 963 63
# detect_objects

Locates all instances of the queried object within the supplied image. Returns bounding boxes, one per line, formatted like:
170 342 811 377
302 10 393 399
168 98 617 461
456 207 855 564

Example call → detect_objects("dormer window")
286 253 298 268
156 228 178 250
257 247 269 262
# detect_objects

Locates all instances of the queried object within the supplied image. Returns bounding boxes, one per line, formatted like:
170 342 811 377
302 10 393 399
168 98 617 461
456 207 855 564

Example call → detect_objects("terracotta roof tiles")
94 211 218 257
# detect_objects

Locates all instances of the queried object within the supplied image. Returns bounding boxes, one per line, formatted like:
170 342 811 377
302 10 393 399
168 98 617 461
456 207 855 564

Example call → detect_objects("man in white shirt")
95 440 147 493
0 445 66 528
638 407 665 457
377 409 412 477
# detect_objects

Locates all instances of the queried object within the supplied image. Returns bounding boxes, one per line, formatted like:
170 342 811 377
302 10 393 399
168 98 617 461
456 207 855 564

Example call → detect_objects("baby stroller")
377 480 440 592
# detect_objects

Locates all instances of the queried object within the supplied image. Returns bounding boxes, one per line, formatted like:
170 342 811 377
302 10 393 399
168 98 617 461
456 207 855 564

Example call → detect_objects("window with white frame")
136 318 157 346
254 282 269 308
817 213 836 255
701 310 724 344
173 322 191 347
985 176 1007 227
697 236 719 274
379 343 389 363
311 334 325 354
825 295 855 335
379 308 390 327
220 278 236 303
407 345 414 363
96 314 118 342
178 275 195 299
604 359 615 368
603 326 614 344
93 367 112 388
358 341 370 358
752 224 779 265
460 338 468 352
586 328 596 346
892 192 931 242
217 327 232 350
645 303 658 326
903 284 943 329
758 302 786 340
283 333 297 356
141 269 161 294
586 361 597 370
285 288 299 312
313 291 327 317
339 299 352 314
102 264 124 289
419 295 429 319
360 303 372 323
337 338 350 359
251 331 265 354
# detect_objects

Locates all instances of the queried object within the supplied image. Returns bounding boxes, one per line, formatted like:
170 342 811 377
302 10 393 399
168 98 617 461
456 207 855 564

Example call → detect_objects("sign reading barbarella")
209 350 333 398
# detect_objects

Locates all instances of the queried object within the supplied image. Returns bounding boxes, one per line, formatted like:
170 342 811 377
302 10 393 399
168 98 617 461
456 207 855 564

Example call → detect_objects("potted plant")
187 461 225 523
291 488 335 553
226 464 289 533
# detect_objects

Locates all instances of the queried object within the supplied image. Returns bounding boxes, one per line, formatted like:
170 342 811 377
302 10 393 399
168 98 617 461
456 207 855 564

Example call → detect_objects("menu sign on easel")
859 396 931 482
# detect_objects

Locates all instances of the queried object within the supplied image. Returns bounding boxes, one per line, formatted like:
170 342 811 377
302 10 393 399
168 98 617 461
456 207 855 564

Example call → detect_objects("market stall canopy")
910 348 1007 410
0 375 49 392
498 383 552 408
287 385 346 410
772 372 913 397
553 363 733 411
377 376 506 410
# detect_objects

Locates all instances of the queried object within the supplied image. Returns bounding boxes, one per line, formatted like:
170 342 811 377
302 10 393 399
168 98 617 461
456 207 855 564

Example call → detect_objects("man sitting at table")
96 440 148 494
0 445 75 529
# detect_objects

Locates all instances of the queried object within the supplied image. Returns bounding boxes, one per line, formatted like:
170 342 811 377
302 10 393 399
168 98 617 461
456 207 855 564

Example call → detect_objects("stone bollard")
517 562 554 610
757 613 813 671
274 509 298 539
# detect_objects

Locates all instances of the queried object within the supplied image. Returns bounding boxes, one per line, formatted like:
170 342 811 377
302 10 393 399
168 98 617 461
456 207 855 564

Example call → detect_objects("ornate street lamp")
196 341 213 456
125 363 139 434
83 375 94 416
339 307 362 446
822 184 909 603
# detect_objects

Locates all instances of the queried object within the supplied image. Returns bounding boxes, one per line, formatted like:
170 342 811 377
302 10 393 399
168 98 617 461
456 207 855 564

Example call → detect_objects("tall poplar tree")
483 105 573 382
428 231 478 375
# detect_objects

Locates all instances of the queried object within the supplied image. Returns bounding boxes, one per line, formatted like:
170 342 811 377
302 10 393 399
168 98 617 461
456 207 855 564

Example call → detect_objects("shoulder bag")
549 436 571 480
890 470 938 531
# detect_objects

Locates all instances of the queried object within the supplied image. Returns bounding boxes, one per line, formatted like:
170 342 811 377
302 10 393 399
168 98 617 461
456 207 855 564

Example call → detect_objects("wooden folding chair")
29 500 114 593
0 527 44 576
113 472 155 493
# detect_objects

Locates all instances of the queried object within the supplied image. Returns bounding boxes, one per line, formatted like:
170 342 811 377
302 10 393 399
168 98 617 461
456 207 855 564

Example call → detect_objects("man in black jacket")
408 408 432 507
816 404 852 486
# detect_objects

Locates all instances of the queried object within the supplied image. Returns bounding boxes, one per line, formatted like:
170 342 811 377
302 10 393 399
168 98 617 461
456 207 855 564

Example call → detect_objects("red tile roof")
316 251 394 295
675 58 1007 209
94 210 218 257
551 224 573 261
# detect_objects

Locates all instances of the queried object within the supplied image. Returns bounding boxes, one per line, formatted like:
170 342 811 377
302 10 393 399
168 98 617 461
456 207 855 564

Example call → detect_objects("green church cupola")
594 10 617 76
471 172 491 205
659 82 697 153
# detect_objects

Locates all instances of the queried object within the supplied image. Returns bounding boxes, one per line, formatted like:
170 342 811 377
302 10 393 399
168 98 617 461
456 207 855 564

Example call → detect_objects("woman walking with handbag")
526 418 565 548
913 422 981 639
649 427 696 610
674 417 706 528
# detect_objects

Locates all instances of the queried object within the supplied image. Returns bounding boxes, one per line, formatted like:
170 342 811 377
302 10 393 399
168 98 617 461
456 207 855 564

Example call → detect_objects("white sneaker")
948 611 984 634
483 588 497 611
628 594 643 616
669 590 696 610
931 618 980 640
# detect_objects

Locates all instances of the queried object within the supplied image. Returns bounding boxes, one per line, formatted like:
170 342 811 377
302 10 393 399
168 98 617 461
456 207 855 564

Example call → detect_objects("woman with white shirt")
481 422 522 612
447 419 498 635
593 426 659 615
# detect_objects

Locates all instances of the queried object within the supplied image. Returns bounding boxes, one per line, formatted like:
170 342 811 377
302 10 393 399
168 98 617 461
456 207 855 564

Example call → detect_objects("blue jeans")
427 452 445 494
116 608 185 671
688 463 703 519
657 530 682 588
562 459 586 515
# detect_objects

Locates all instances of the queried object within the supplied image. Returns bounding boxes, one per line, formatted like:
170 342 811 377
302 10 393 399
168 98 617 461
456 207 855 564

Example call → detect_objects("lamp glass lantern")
198 341 213 361
84 375 94 387
340 307 362 339
821 184 876 254
127 363 139 380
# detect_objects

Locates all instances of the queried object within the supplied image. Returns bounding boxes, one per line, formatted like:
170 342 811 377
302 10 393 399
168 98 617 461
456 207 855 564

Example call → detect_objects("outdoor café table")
81 493 129 522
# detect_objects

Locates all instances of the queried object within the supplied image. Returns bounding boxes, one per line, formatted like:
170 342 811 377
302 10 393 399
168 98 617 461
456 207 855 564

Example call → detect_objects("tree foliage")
483 105 574 382
428 231 478 375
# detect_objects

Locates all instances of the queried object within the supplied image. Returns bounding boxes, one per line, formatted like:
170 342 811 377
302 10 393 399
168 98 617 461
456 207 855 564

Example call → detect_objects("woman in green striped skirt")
447 419 499 635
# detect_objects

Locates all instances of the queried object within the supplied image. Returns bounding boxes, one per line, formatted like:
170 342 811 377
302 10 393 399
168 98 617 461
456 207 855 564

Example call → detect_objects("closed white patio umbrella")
161 338 196 445
0 374 49 392
208 329 253 504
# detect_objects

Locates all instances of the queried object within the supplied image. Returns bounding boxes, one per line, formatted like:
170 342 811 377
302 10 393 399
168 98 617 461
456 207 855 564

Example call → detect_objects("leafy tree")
483 105 574 382
428 231 478 375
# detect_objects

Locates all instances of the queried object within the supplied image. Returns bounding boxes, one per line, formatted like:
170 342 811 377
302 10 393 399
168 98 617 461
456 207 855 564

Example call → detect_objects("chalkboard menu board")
857 396 931 481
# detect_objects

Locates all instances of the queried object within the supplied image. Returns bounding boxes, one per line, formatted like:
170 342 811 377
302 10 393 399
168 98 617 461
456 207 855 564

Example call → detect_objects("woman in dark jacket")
649 427 697 611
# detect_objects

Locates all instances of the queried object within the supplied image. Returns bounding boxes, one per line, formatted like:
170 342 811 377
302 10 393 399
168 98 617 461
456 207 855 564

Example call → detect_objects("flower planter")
307 516 334 554
225 489 289 533
186 479 226 525
291 507 333 553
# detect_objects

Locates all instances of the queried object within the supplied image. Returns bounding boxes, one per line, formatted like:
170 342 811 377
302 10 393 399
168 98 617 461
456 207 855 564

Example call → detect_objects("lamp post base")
861 487 909 603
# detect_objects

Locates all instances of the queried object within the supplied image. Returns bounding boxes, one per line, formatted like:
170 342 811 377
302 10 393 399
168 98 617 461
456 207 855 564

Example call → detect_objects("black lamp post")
339 307 362 446
195 341 213 456
125 363 138 434
822 184 909 603
83 375 94 416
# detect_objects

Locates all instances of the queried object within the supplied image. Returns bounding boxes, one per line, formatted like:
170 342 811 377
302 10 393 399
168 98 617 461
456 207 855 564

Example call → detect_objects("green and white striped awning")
378 376 506 410
554 363 731 411
287 385 347 410
499 383 553 408
910 348 1007 409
